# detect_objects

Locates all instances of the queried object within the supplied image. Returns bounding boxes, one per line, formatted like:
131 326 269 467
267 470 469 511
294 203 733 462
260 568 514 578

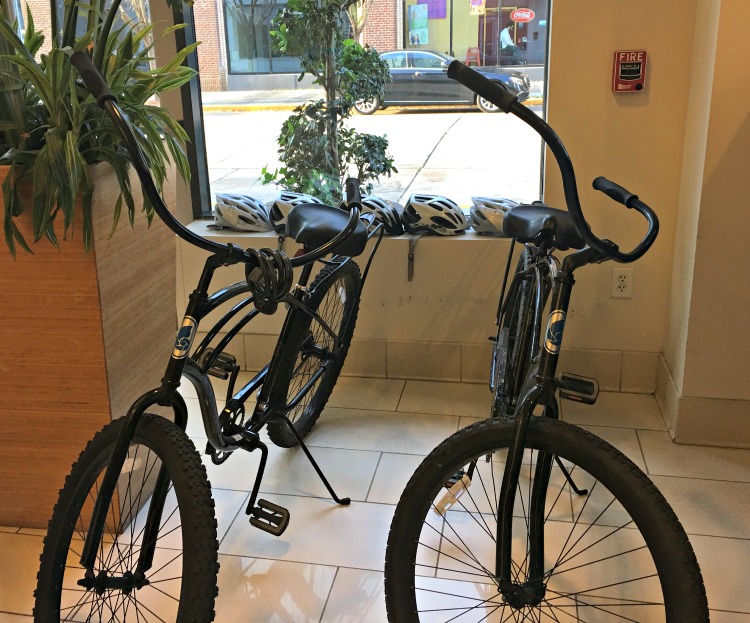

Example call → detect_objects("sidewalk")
202 88 325 112
201 85 544 112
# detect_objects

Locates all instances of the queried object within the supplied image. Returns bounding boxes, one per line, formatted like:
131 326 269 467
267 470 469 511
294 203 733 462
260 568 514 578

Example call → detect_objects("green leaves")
0 3 197 255
264 5 395 204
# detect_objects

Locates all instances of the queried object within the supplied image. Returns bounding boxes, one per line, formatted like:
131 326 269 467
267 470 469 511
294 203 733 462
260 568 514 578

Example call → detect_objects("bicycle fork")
494 260 587 607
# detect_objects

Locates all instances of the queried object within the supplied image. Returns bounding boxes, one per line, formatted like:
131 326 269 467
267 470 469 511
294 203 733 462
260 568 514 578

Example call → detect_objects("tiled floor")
2 377 749 621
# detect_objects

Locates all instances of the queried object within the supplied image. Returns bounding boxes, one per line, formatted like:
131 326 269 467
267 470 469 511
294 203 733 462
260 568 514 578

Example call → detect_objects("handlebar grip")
70 51 116 107
593 176 638 208
345 177 362 209
591 177 659 263
447 60 517 113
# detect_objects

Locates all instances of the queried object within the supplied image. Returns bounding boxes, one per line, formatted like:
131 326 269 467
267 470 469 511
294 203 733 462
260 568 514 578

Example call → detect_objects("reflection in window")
224 0 297 74
383 52 407 69
410 52 447 69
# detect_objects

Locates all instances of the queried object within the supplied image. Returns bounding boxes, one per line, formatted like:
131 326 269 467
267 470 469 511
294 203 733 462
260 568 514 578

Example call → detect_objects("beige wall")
545 0 750 444
664 0 720 396
543 1 698 355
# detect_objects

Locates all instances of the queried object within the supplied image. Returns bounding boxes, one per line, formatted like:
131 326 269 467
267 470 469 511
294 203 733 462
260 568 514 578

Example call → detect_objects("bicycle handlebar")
447 59 658 263
69 51 361 269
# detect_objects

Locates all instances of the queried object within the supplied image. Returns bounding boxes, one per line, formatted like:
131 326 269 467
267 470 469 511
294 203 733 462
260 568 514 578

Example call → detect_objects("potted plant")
0 0 195 254
0 0 198 527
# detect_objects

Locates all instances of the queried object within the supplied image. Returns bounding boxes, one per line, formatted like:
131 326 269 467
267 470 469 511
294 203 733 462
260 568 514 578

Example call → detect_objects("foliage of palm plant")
0 0 196 256
261 0 395 205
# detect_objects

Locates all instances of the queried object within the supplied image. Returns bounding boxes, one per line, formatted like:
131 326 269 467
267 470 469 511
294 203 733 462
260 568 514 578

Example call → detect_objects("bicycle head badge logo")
544 310 566 354
173 316 197 359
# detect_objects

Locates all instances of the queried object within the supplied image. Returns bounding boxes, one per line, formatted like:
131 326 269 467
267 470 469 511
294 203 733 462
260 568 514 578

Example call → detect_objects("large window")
405 0 549 68
224 0 300 74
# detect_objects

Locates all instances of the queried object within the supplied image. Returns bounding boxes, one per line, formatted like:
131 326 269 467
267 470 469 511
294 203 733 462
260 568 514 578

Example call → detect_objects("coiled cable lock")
244 248 294 314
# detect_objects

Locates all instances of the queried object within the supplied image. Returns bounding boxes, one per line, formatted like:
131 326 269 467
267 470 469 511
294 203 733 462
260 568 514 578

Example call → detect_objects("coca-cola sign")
510 8 535 22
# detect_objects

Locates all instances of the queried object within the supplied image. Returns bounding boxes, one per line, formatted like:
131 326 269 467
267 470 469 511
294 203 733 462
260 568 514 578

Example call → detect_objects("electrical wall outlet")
610 267 634 299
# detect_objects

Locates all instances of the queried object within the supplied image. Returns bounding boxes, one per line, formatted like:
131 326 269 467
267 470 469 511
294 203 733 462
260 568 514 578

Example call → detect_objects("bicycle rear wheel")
491 248 547 417
35 414 219 622
385 417 708 622
267 260 361 447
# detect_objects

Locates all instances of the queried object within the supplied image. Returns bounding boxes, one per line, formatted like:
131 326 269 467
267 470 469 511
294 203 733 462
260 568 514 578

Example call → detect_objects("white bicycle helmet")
469 196 519 236
269 190 322 234
341 195 405 235
212 194 273 232
402 193 468 236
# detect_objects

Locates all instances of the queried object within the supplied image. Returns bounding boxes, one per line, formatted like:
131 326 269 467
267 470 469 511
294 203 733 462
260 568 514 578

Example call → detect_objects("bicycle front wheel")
385 417 708 622
267 260 361 447
35 414 219 622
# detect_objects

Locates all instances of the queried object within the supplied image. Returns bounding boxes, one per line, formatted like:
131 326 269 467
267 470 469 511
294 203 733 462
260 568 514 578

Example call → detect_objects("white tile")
459 416 484 429
343 339 387 378
0 615 33 622
0 533 43 615
691 534 750 614
328 376 405 412
306 406 460 455
206 445 380 502
577 424 647 472
321 568 386 623
219 494 393 571
557 348 623 391
621 351 658 393
367 453 427 505
638 430 750 482
461 342 492 384
15 528 46 537
398 380 490 418
215 555 336 621
561 391 667 431
212 488 251 543
651 475 750 539
387 342 462 382
709 611 750 622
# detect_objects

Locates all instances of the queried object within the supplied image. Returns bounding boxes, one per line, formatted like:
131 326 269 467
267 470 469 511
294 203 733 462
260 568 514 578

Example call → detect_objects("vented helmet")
212 194 273 232
269 191 322 234
402 193 468 236
341 195 404 235
469 196 519 236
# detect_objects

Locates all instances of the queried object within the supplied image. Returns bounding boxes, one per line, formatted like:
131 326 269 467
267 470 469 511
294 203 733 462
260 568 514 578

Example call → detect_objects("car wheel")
476 95 501 113
354 96 381 115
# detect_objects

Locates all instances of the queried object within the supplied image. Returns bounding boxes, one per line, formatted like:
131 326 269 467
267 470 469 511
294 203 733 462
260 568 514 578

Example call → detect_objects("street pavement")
203 105 545 209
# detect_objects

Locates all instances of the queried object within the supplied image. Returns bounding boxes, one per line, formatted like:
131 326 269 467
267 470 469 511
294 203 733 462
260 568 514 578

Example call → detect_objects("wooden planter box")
0 164 178 528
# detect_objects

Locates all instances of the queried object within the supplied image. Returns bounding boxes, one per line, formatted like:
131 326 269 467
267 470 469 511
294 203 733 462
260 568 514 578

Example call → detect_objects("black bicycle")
384 61 709 622
33 52 384 622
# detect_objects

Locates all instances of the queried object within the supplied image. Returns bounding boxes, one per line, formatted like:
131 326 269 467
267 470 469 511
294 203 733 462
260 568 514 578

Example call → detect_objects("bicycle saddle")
503 205 585 250
287 203 368 257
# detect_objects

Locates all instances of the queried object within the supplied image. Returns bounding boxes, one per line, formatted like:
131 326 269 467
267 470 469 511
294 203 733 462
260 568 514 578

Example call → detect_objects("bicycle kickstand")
281 415 351 506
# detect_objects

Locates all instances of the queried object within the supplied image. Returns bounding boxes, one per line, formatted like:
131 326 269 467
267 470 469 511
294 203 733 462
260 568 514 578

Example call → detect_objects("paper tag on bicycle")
544 310 566 354
173 316 197 359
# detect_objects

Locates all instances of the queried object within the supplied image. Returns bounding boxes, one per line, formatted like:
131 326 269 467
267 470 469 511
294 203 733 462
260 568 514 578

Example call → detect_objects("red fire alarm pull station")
613 50 647 93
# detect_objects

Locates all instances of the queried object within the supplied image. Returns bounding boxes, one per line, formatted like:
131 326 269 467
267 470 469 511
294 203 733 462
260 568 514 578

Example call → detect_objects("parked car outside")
354 50 530 114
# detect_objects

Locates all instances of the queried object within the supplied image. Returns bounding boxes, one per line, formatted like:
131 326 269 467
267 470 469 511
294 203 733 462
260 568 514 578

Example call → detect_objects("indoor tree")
262 0 395 205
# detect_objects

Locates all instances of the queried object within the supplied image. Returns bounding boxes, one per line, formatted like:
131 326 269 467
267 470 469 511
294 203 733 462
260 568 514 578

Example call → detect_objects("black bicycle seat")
503 205 585 250
287 203 368 257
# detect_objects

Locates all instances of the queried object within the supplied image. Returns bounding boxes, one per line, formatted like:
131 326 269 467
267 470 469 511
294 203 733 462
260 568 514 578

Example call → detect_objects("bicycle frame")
495 245 606 589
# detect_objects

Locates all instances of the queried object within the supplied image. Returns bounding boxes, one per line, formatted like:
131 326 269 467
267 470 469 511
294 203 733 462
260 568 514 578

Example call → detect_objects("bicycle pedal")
200 348 238 380
249 499 290 536
557 373 599 405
